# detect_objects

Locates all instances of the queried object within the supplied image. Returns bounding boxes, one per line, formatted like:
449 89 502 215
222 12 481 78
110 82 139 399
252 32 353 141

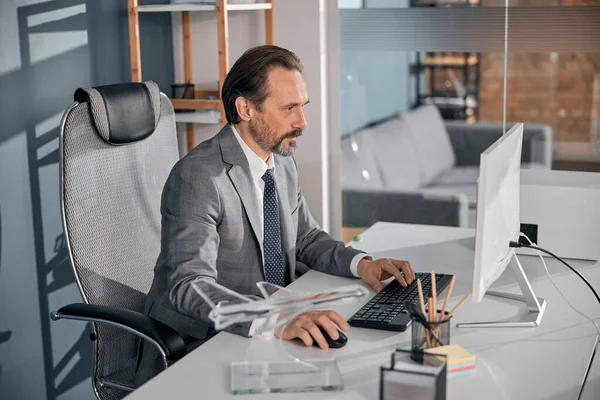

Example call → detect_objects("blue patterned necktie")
262 169 285 286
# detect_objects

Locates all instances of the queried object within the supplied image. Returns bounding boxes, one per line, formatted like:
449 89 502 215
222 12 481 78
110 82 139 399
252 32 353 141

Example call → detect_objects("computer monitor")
473 123 523 303
457 123 546 328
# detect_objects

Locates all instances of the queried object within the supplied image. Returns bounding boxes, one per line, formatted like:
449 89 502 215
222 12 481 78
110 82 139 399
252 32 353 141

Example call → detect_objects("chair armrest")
445 121 553 168
342 189 469 228
51 303 186 363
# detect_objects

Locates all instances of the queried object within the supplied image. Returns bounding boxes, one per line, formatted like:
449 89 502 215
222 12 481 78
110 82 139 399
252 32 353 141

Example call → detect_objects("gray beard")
249 123 301 157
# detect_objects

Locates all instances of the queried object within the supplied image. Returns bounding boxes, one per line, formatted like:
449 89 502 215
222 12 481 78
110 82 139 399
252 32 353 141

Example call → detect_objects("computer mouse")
314 326 348 349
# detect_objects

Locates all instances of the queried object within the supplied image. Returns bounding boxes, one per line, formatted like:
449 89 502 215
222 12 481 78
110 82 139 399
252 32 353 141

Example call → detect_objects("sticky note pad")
424 345 475 378
424 344 475 365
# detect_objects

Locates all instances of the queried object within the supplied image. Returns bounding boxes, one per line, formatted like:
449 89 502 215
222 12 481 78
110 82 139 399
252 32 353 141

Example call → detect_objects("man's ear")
235 97 252 122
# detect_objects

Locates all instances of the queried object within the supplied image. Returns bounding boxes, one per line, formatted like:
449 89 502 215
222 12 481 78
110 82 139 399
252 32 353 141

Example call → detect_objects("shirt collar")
231 124 274 181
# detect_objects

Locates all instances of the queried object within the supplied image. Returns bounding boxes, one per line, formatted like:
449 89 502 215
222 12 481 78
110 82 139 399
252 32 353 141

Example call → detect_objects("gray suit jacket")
144 124 364 340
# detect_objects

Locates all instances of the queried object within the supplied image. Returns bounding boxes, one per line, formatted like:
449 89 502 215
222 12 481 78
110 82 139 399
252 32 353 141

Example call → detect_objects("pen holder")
411 310 451 352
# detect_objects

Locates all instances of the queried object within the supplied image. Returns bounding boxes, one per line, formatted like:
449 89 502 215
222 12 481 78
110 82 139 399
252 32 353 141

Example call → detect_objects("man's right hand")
275 310 348 350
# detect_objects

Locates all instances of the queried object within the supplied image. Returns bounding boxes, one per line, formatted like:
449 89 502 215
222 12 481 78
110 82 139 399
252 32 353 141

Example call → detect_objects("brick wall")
478 0 600 144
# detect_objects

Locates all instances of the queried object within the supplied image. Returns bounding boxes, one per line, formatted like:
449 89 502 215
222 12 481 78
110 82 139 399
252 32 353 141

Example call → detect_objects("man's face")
249 67 309 157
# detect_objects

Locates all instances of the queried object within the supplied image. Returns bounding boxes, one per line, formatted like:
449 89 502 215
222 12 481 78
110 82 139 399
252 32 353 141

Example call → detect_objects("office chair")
51 81 186 399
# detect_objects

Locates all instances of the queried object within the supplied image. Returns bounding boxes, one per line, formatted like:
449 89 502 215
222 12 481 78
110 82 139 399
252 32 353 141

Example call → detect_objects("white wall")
273 0 331 235
171 0 342 238
0 2 93 398
1 2 174 398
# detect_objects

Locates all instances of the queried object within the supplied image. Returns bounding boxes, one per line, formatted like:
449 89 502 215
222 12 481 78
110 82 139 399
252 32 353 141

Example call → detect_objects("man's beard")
249 117 302 157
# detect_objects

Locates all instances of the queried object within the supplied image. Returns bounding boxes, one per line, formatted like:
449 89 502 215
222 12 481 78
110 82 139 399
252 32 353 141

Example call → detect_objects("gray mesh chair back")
59 81 179 399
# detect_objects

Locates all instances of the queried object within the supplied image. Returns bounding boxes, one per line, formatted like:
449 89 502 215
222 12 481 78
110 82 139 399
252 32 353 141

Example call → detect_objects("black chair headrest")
74 81 161 145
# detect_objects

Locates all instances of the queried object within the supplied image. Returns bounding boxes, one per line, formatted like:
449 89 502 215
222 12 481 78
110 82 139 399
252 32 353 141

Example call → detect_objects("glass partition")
337 0 600 240
501 0 600 167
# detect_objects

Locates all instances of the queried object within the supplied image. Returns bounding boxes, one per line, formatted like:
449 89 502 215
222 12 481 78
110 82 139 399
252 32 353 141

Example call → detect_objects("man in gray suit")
136 45 414 385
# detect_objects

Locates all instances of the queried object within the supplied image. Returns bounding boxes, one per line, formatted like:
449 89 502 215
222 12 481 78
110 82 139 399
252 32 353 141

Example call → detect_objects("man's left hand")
357 257 415 292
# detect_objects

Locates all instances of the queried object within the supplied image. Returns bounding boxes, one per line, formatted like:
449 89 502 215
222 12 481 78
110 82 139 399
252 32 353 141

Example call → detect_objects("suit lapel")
219 125 262 246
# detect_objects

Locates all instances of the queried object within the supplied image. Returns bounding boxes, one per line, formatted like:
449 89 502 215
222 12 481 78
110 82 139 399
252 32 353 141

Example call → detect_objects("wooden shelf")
420 96 478 108
424 55 479 67
175 111 221 124
171 98 221 110
138 3 272 13
195 89 219 98
412 0 479 6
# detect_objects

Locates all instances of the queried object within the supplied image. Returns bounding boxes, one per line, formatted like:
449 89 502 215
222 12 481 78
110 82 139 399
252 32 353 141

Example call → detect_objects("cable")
509 240 600 307
512 235 600 400
515 234 600 336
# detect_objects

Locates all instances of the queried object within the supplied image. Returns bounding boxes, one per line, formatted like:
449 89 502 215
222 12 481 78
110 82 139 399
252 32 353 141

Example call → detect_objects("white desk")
128 222 600 399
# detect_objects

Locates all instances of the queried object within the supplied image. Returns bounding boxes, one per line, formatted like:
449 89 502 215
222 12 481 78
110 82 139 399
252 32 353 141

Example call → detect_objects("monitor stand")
457 254 546 328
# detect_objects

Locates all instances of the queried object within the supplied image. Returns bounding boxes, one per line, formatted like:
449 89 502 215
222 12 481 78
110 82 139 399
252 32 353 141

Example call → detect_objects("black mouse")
314 326 348 349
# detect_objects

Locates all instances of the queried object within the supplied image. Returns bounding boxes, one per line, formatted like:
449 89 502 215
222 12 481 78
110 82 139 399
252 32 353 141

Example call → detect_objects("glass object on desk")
380 349 447 400
191 278 368 395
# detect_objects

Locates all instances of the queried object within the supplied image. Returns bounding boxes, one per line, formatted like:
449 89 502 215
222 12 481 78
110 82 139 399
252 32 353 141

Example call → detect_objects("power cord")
511 235 600 400
509 239 600 307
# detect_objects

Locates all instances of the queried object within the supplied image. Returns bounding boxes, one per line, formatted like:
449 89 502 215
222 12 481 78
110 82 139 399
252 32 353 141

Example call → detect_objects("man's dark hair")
221 45 303 125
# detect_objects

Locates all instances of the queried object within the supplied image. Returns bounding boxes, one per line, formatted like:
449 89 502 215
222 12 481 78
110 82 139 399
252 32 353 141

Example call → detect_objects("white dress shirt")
231 126 367 338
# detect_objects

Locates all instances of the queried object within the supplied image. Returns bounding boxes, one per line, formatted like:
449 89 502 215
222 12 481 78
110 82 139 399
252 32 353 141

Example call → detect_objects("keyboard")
348 272 454 332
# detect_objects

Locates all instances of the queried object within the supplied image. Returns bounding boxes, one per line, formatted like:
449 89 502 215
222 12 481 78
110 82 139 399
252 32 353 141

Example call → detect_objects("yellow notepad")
424 344 475 365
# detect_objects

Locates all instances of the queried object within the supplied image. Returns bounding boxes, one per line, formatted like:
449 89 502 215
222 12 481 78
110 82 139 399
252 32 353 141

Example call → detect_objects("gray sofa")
341 105 552 228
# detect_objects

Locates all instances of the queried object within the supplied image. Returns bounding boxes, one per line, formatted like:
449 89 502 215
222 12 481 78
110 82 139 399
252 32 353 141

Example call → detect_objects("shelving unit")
410 0 481 122
128 0 275 152
173 110 221 124
137 3 273 12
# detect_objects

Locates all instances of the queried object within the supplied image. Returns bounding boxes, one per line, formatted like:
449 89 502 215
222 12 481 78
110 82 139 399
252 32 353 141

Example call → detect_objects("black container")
171 83 195 99
171 83 195 113
411 310 451 352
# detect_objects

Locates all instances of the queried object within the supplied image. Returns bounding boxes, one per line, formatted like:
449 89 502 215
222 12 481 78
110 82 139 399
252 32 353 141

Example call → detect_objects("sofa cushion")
403 105 456 185
367 117 422 190
430 166 480 186
430 162 545 188
424 183 477 208
426 163 546 210
340 130 385 190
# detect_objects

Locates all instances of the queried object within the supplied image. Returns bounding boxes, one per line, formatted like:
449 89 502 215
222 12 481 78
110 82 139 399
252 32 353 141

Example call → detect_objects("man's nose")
293 108 307 131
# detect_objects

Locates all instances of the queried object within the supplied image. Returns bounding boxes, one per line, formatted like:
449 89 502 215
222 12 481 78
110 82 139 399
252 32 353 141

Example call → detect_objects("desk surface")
128 222 600 399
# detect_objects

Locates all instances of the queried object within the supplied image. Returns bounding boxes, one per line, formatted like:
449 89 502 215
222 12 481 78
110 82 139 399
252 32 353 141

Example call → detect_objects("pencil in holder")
411 310 451 352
